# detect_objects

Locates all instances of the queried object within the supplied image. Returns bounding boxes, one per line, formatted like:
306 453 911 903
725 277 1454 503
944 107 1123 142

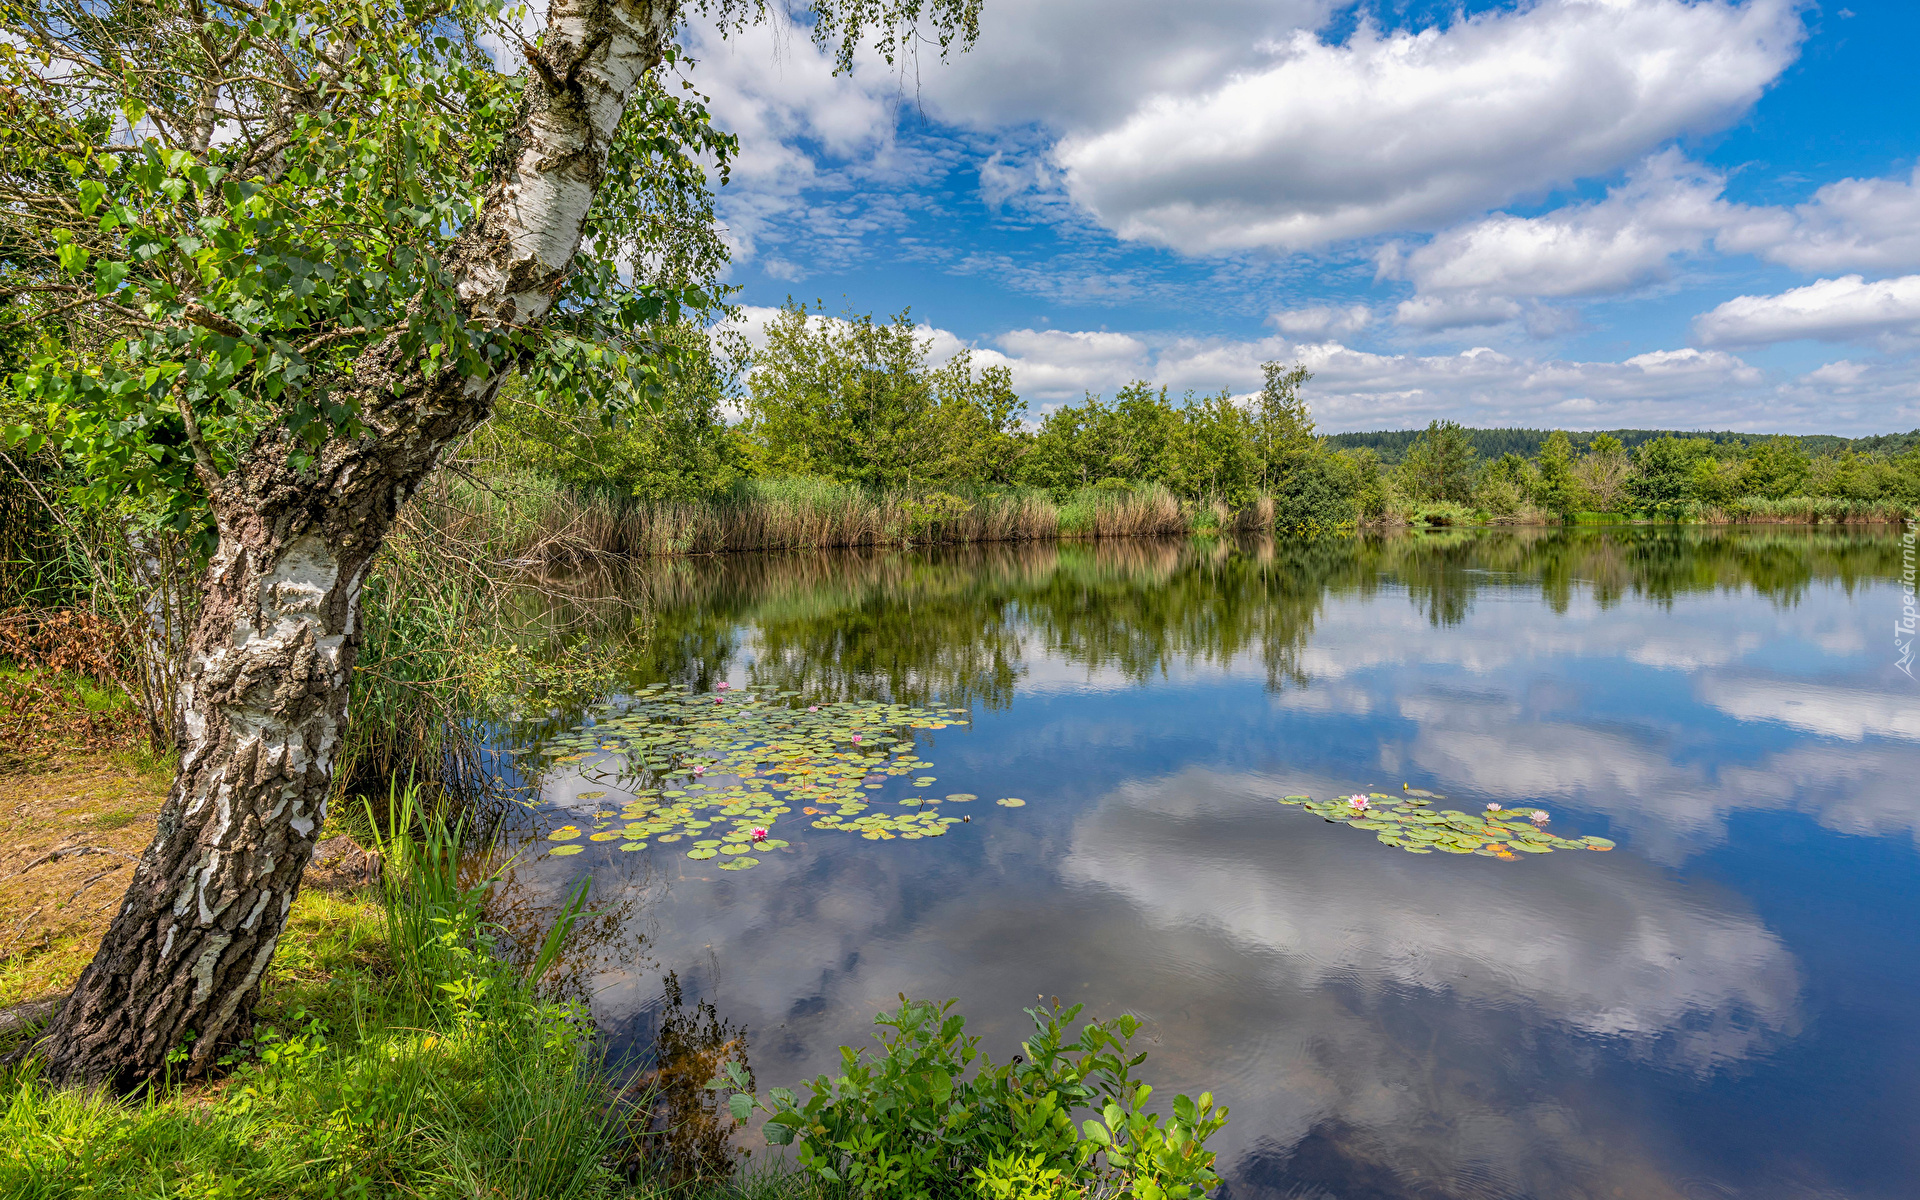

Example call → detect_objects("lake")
502 526 1918 1200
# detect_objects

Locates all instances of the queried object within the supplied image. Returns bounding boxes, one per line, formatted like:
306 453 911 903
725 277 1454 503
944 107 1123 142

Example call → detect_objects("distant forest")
1326 427 1920 464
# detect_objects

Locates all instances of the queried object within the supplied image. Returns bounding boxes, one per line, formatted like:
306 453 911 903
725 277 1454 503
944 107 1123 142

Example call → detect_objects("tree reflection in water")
500 526 1904 728
612 972 754 1185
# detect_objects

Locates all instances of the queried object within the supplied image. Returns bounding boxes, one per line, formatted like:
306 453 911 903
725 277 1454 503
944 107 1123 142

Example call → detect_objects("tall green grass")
1715 495 1913 523
420 473 1225 565
0 791 664 1200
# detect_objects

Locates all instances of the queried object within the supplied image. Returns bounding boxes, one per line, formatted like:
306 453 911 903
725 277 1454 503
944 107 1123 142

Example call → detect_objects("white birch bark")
37 0 680 1089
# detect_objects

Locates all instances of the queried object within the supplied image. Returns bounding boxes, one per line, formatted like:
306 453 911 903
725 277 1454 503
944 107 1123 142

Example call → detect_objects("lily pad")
1266 787 1614 863
686 848 718 860
717 857 759 870
549 844 584 856
619 841 648 851
996 798 1025 807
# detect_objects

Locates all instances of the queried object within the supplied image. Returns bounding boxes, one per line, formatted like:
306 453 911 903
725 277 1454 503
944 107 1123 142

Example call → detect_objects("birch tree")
0 0 979 1089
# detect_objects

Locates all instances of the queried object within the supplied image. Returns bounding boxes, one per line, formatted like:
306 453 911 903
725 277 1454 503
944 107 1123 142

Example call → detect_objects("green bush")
713 996 1228 1200
1271 451 1355 536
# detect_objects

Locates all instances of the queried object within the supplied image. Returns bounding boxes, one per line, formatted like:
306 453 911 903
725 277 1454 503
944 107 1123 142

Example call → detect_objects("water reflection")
503 526 1914 1200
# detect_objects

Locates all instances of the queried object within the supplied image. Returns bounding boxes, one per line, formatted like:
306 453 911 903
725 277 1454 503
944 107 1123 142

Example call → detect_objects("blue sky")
678 0 1920 434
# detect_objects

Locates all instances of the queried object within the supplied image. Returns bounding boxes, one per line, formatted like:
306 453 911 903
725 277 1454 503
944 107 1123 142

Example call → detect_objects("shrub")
713 996 1228 1200
1271 451 1355 536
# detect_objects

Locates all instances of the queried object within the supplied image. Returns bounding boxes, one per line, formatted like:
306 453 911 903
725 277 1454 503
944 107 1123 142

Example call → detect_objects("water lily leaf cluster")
538 687 1024 863
1278 788 1615 858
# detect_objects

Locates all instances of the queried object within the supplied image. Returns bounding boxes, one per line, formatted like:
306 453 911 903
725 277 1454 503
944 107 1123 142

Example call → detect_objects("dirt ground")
0 752 378 1009
0 753 170 1006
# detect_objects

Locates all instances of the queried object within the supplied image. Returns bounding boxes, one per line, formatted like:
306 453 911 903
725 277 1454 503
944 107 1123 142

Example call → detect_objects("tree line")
482 300 1920 527
1325 426 1920 464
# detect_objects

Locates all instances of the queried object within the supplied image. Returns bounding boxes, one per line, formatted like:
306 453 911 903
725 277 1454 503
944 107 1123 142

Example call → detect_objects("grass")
366 470 1919 570
415 473 1242 565
0 784 813 1200
1716 495 1913 523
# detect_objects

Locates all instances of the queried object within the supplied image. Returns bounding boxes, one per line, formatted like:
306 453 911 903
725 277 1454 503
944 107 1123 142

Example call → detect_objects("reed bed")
1712 496 1913 524
445 476 1201 566
401 472 1918 574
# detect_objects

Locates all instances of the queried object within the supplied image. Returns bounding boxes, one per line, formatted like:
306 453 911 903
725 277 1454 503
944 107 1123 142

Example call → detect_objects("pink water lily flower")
1485 803 1501 812
1347 794 1369 812
851 733 862 743
808 705 819 712
1531 810 1550 824
751 827 769 841
692 763 706 774
716 681 730 690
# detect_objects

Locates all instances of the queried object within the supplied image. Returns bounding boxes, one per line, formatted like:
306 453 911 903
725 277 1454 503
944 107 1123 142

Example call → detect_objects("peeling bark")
35 0 680 1091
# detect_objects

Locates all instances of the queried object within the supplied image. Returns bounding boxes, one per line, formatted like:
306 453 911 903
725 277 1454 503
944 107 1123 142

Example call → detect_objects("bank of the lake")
420 469 1914 570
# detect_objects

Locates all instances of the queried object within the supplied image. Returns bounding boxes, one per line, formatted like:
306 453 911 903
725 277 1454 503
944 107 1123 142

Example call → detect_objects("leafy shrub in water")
711 996 1228 1200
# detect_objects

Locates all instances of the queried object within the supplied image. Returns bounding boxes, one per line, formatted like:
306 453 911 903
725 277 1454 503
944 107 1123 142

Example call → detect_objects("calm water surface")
503 527 1918 1200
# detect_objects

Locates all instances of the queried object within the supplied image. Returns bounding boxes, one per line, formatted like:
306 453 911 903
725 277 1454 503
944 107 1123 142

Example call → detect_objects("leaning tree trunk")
35 0 677 1091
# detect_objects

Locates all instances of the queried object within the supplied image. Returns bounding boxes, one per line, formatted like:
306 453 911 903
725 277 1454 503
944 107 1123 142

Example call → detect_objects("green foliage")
1532 431 1581 523
742 302 1028 492
1397 420 1479 504
479 325 750 505
1016 362 1328 518
1271 449 1356 535
1475 452 1535 517
331 479 639 809
1325 425 1902 464
713 997 1227 1200
1687 456 1741 510
1736 437 1812 500
1164 391 1260 507
1250 363 1316 492
1627 436 1714 517
0 809 620 1198
0 0 734 557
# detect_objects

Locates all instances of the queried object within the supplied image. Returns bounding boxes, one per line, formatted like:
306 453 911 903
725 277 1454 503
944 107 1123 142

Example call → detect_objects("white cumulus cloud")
1693 274 1920 347
1388 151 1731 300
1052 0 1804 253
1268 304 1373 338
1392 293 1528 332
1719 165 1920 273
